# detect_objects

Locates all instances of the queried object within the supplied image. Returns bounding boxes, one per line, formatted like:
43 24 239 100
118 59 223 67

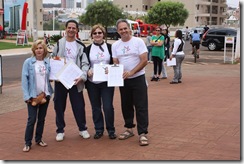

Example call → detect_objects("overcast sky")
42 0 240 8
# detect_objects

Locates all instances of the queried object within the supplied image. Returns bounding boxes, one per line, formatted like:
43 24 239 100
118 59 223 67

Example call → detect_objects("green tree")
146 1 189 29
79 0 125 28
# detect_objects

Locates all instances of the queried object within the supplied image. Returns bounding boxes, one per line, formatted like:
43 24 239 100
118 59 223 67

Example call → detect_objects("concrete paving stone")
0 39 241 161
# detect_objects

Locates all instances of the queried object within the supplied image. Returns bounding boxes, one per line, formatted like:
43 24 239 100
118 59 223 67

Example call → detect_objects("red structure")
21 2 28 30
134 20 158 37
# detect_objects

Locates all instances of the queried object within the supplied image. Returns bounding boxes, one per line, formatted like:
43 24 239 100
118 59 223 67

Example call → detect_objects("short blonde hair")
31 40 48 58
90 24 106 39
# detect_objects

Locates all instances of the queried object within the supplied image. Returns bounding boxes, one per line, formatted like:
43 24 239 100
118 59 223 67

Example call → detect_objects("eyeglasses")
93 32 103 35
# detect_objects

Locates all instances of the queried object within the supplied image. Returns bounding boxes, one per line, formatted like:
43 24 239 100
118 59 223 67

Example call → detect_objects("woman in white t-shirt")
85 24 116 140
21 40 53 152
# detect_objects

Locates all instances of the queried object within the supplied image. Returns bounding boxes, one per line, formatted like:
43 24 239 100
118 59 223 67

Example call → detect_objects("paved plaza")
0 41 241 161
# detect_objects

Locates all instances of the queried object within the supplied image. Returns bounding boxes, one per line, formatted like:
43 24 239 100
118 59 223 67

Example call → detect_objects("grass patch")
0 42 31 50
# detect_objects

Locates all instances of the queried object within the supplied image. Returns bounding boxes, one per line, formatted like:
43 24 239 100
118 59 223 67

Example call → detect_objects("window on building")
125 5 128 8
130 5 132 8
40 21 42 25
145 5 148 10
27 21 29 26
40 9 42 12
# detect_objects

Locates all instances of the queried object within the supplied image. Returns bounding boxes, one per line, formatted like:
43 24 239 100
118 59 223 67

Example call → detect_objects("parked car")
201 28 237 51
106 27 120 40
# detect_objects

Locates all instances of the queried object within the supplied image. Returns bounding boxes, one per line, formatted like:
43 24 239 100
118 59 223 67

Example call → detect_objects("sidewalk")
0 45 241 160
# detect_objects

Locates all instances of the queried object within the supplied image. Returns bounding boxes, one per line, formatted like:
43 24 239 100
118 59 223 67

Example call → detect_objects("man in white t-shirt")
51 20 90 142
112 19 149 146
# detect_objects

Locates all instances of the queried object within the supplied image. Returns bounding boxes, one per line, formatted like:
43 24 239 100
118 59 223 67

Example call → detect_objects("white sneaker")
56 133 65 141
79 130 90 139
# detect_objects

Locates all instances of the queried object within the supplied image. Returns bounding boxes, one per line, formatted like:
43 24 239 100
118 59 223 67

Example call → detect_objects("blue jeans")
119 75 148 135
172 55 185 82
24 97 50 146
85 80 115 134
54 82 87 133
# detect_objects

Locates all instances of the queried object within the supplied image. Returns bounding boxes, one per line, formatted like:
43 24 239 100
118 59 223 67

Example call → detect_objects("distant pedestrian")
203 25 209 34
145 31 153 63
169 30 185 84
150 27 165 81
21 40 53 152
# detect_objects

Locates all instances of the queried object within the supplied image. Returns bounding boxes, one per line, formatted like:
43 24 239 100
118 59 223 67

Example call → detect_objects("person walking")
85 24 116 140
112 19 149 146
169 30 185 84
150 27 165 81
51 19 90 141
21 40 53 152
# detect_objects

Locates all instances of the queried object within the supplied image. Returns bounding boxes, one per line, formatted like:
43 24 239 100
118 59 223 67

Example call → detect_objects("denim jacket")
21 56 53 101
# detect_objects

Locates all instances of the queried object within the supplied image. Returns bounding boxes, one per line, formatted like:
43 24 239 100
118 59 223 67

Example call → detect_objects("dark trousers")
119 75 149 135
86 80 115 134
24 98 50 146
164 45 170 61
152 56 162 76
54 82 87 133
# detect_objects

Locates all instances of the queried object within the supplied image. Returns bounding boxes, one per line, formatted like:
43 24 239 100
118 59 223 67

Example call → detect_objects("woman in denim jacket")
21 40 53 152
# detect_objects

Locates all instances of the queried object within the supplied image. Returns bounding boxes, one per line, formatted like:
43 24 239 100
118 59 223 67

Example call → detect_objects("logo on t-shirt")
122 46 130 54
38 65 46 76
96 52 105 60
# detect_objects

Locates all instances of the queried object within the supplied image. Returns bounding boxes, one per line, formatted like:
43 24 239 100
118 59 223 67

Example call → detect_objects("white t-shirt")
112 36 148 79
89 43 110 83
35 60 49 96
65 41 77 63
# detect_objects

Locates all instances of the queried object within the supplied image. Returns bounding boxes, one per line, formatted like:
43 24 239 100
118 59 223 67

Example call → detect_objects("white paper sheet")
166 58 176 67
107 64 124 87
49 58 65 80
93 64 109 82
56 61 83 89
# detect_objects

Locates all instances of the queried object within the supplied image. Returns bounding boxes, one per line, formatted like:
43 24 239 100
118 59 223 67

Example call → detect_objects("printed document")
167 58 176 67
49 58 65 80
107 64 124 87
56 61 83 89
93 63 109 82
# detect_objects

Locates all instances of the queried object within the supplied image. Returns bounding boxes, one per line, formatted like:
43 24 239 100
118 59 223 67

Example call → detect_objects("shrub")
50 34 62 43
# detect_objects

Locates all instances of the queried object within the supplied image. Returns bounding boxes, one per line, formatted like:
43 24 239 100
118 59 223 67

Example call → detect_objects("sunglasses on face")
93 32 103 35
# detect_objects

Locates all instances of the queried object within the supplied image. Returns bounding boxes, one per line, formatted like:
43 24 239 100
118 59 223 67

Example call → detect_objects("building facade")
0 0 3 28
113 0 228 28
26 0 43 38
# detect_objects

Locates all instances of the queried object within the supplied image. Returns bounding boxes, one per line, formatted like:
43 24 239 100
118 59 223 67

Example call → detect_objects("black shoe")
109 133 117 139
161 77 167 79
170 81 178 84
94 132 103 139
151 77 156 81
178 81 182 83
